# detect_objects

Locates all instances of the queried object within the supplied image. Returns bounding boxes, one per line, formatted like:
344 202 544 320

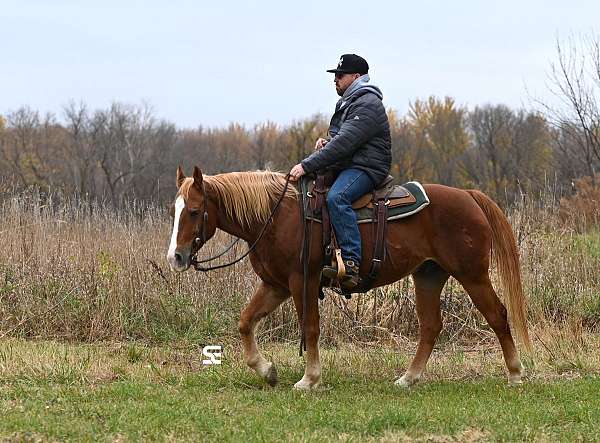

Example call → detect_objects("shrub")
559 173 600 232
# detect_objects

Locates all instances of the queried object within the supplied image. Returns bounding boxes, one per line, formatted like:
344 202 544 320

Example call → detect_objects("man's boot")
322 260 360 289
321 262 341 280
340 260 360 290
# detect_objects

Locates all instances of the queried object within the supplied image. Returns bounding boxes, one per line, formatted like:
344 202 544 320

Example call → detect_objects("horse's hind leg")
460 275 524 384
239 281 289 386
396 261 449 388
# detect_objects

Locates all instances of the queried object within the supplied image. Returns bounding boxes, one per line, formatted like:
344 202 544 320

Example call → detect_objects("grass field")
1 338 599 442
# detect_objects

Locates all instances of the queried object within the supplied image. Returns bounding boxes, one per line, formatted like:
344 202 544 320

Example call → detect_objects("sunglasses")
334 72 347 80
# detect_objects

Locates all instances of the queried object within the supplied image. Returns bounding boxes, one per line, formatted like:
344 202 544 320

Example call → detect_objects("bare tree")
87 102 176 205
62 102 100 196
0 107 67 189
540 35 600 181
466 105 552 201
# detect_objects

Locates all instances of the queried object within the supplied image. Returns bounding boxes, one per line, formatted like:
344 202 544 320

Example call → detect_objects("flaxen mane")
180 171 297 229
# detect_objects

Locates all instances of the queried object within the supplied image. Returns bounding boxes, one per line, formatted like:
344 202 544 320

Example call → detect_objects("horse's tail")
467 190 532 353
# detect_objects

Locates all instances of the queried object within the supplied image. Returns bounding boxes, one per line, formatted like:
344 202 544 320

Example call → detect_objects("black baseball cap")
326 54 369 74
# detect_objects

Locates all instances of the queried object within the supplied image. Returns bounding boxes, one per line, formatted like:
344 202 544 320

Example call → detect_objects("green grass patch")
570 231 600 259
2 372 599 442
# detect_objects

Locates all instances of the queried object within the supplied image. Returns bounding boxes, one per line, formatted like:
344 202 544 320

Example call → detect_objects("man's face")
334 72 361 96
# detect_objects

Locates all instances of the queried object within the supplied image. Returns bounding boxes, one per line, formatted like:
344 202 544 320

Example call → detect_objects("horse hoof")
265 364 278 387
293 377 320 391
508 364 525 385
508 375 523 386
394 375 418 388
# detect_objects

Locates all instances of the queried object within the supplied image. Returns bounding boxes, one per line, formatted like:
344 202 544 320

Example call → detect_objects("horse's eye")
189 209 200 217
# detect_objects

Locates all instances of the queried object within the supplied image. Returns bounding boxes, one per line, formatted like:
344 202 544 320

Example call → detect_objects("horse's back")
421 184 491 228
379 183 493 280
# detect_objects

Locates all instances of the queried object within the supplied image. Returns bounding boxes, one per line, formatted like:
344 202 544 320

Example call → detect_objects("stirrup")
323 260 359 282
340 273 360 290
322 249 347 280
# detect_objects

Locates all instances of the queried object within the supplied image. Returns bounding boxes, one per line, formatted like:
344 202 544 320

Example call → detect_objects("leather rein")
189 172 293 272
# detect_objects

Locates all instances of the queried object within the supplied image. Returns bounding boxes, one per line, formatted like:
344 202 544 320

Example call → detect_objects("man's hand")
289 163 306 182
314 138 329 150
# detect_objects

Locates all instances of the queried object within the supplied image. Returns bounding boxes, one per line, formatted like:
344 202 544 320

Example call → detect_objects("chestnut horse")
167 166 531 390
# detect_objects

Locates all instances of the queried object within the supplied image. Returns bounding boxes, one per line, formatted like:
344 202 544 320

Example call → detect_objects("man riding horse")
290 54 392 290
167 54 530 390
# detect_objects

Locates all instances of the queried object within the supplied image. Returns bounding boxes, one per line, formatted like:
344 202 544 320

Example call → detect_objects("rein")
189 172 293 272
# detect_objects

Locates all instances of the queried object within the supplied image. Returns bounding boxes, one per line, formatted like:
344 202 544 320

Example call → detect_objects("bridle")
188 172 293 272
189 181 211 253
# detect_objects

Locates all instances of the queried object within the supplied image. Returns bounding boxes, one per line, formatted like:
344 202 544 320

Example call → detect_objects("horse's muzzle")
167 247 191 272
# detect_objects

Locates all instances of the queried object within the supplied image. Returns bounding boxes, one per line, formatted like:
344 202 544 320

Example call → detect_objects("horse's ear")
176 166 186 188
192 166 203 189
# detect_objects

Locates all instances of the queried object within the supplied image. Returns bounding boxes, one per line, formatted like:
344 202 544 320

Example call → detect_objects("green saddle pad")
306 181 430 224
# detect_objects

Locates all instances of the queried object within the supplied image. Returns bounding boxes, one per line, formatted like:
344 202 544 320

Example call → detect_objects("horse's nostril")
174 252 183 264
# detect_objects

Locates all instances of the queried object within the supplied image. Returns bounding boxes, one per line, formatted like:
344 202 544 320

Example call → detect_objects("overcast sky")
2 0 599 128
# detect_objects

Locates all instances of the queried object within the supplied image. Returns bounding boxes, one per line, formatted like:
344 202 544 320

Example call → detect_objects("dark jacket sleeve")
301 99 380 173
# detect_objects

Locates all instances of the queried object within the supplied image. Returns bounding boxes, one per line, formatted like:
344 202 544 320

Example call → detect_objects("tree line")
0 97 596 207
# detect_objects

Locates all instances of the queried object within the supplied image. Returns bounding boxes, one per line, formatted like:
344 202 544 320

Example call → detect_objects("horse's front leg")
239 282 289 386
290 274 321 390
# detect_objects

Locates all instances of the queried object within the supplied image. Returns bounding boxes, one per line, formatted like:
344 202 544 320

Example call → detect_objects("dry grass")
559 173 600 231
0 186 599 352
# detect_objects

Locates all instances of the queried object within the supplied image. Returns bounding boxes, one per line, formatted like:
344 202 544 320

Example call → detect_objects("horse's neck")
214 205 258 243
207 175 296 243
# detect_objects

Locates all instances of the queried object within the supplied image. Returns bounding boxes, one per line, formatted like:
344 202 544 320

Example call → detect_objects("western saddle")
301 173 416 299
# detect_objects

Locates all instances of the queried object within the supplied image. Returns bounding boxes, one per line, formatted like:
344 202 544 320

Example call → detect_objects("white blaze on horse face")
167 196 186 270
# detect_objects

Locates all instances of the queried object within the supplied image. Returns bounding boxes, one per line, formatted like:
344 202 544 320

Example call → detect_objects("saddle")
307 174 417 210
301 173 418 299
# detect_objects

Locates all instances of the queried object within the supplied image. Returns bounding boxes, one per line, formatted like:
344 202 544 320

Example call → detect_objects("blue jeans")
326 168 375 265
